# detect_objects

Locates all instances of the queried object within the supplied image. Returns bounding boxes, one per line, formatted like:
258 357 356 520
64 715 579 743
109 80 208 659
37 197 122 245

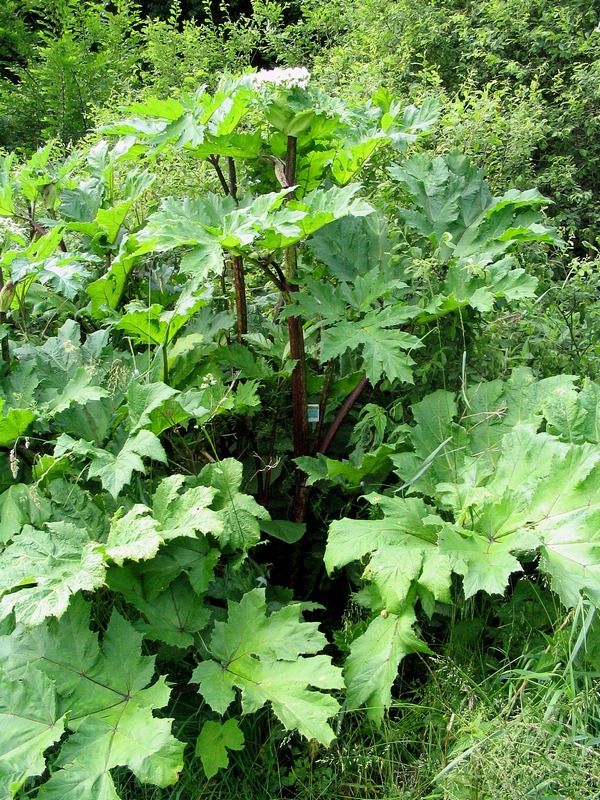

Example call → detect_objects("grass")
111 601 600 800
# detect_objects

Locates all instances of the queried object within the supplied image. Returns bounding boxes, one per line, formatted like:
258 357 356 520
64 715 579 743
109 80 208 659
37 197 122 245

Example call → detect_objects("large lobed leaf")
192 589 344 744
0 667 67 797
0 522 106 626
326 373 600 723
0 597 185 800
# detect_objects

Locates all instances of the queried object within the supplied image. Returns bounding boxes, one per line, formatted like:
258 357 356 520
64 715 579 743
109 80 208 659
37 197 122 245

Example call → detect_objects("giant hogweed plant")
0 71 585 797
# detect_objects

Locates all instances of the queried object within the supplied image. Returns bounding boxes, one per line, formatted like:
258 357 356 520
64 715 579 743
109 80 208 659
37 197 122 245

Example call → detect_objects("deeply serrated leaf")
199 459 269 550
192 589 343 744
0 598 185 798
87 430 167 498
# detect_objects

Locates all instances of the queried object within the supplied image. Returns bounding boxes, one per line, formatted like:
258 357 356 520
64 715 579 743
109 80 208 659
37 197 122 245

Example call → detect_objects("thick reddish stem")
318 373 368 455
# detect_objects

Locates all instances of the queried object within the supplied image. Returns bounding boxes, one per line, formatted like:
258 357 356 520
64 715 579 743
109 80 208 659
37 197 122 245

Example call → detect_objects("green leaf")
0 598 185 799
308 212 392 281
106 479 222 564
344 608 431 723
0 522 106 626
579 379 600 444
115 289 208 347
199 459 270 551
262 185 373 250
134 575 211 647
0 402 36 447
106 506 163 565
159 541 220 598
84 430 167 498
109 567 211 648
542 385 588 443
152 478 222 540
438 524 538 599
87 235 140 316
126 380 179 432
365 545 429 613
391 390 468 492
0 667 67 797
260 520 306 544
43 367 110 416
192 589 343 744
321 313 421 385
48 479 109 539
0 483 52 544
196 719 245 779
325 495 440 573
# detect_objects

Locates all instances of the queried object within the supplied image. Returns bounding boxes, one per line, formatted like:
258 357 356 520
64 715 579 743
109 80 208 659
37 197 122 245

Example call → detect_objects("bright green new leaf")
325 495 440 573
87 235 140 316
196 719 245 779
0 400 36 447
106 506 163 565
192 589 344 744
438 524 539 599
115 289 208 346
106 479 221 565
261 184 373 250
543 385 588 443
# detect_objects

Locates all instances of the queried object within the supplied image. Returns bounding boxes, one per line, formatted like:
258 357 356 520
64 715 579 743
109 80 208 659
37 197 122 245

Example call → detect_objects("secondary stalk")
283 135 310 522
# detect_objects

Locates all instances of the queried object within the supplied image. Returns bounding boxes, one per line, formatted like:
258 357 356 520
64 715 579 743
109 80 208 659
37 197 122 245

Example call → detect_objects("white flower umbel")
0 216 27 241
250 67 311 90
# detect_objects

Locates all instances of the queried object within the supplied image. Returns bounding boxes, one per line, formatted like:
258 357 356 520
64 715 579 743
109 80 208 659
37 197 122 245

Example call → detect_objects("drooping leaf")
199 459 270 551
126 380 179 432
0 483 52 544
344 607 431 723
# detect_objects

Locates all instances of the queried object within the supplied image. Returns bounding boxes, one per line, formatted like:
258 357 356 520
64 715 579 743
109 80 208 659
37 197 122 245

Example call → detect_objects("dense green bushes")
1 3 599 798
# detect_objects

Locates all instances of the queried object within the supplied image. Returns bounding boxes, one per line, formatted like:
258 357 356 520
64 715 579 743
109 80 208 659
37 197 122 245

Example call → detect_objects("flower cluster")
0 215 27 246
249 67 311 90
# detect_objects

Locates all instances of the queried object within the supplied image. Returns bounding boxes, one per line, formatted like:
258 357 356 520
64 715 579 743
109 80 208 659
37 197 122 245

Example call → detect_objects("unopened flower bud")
0 281 15 312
